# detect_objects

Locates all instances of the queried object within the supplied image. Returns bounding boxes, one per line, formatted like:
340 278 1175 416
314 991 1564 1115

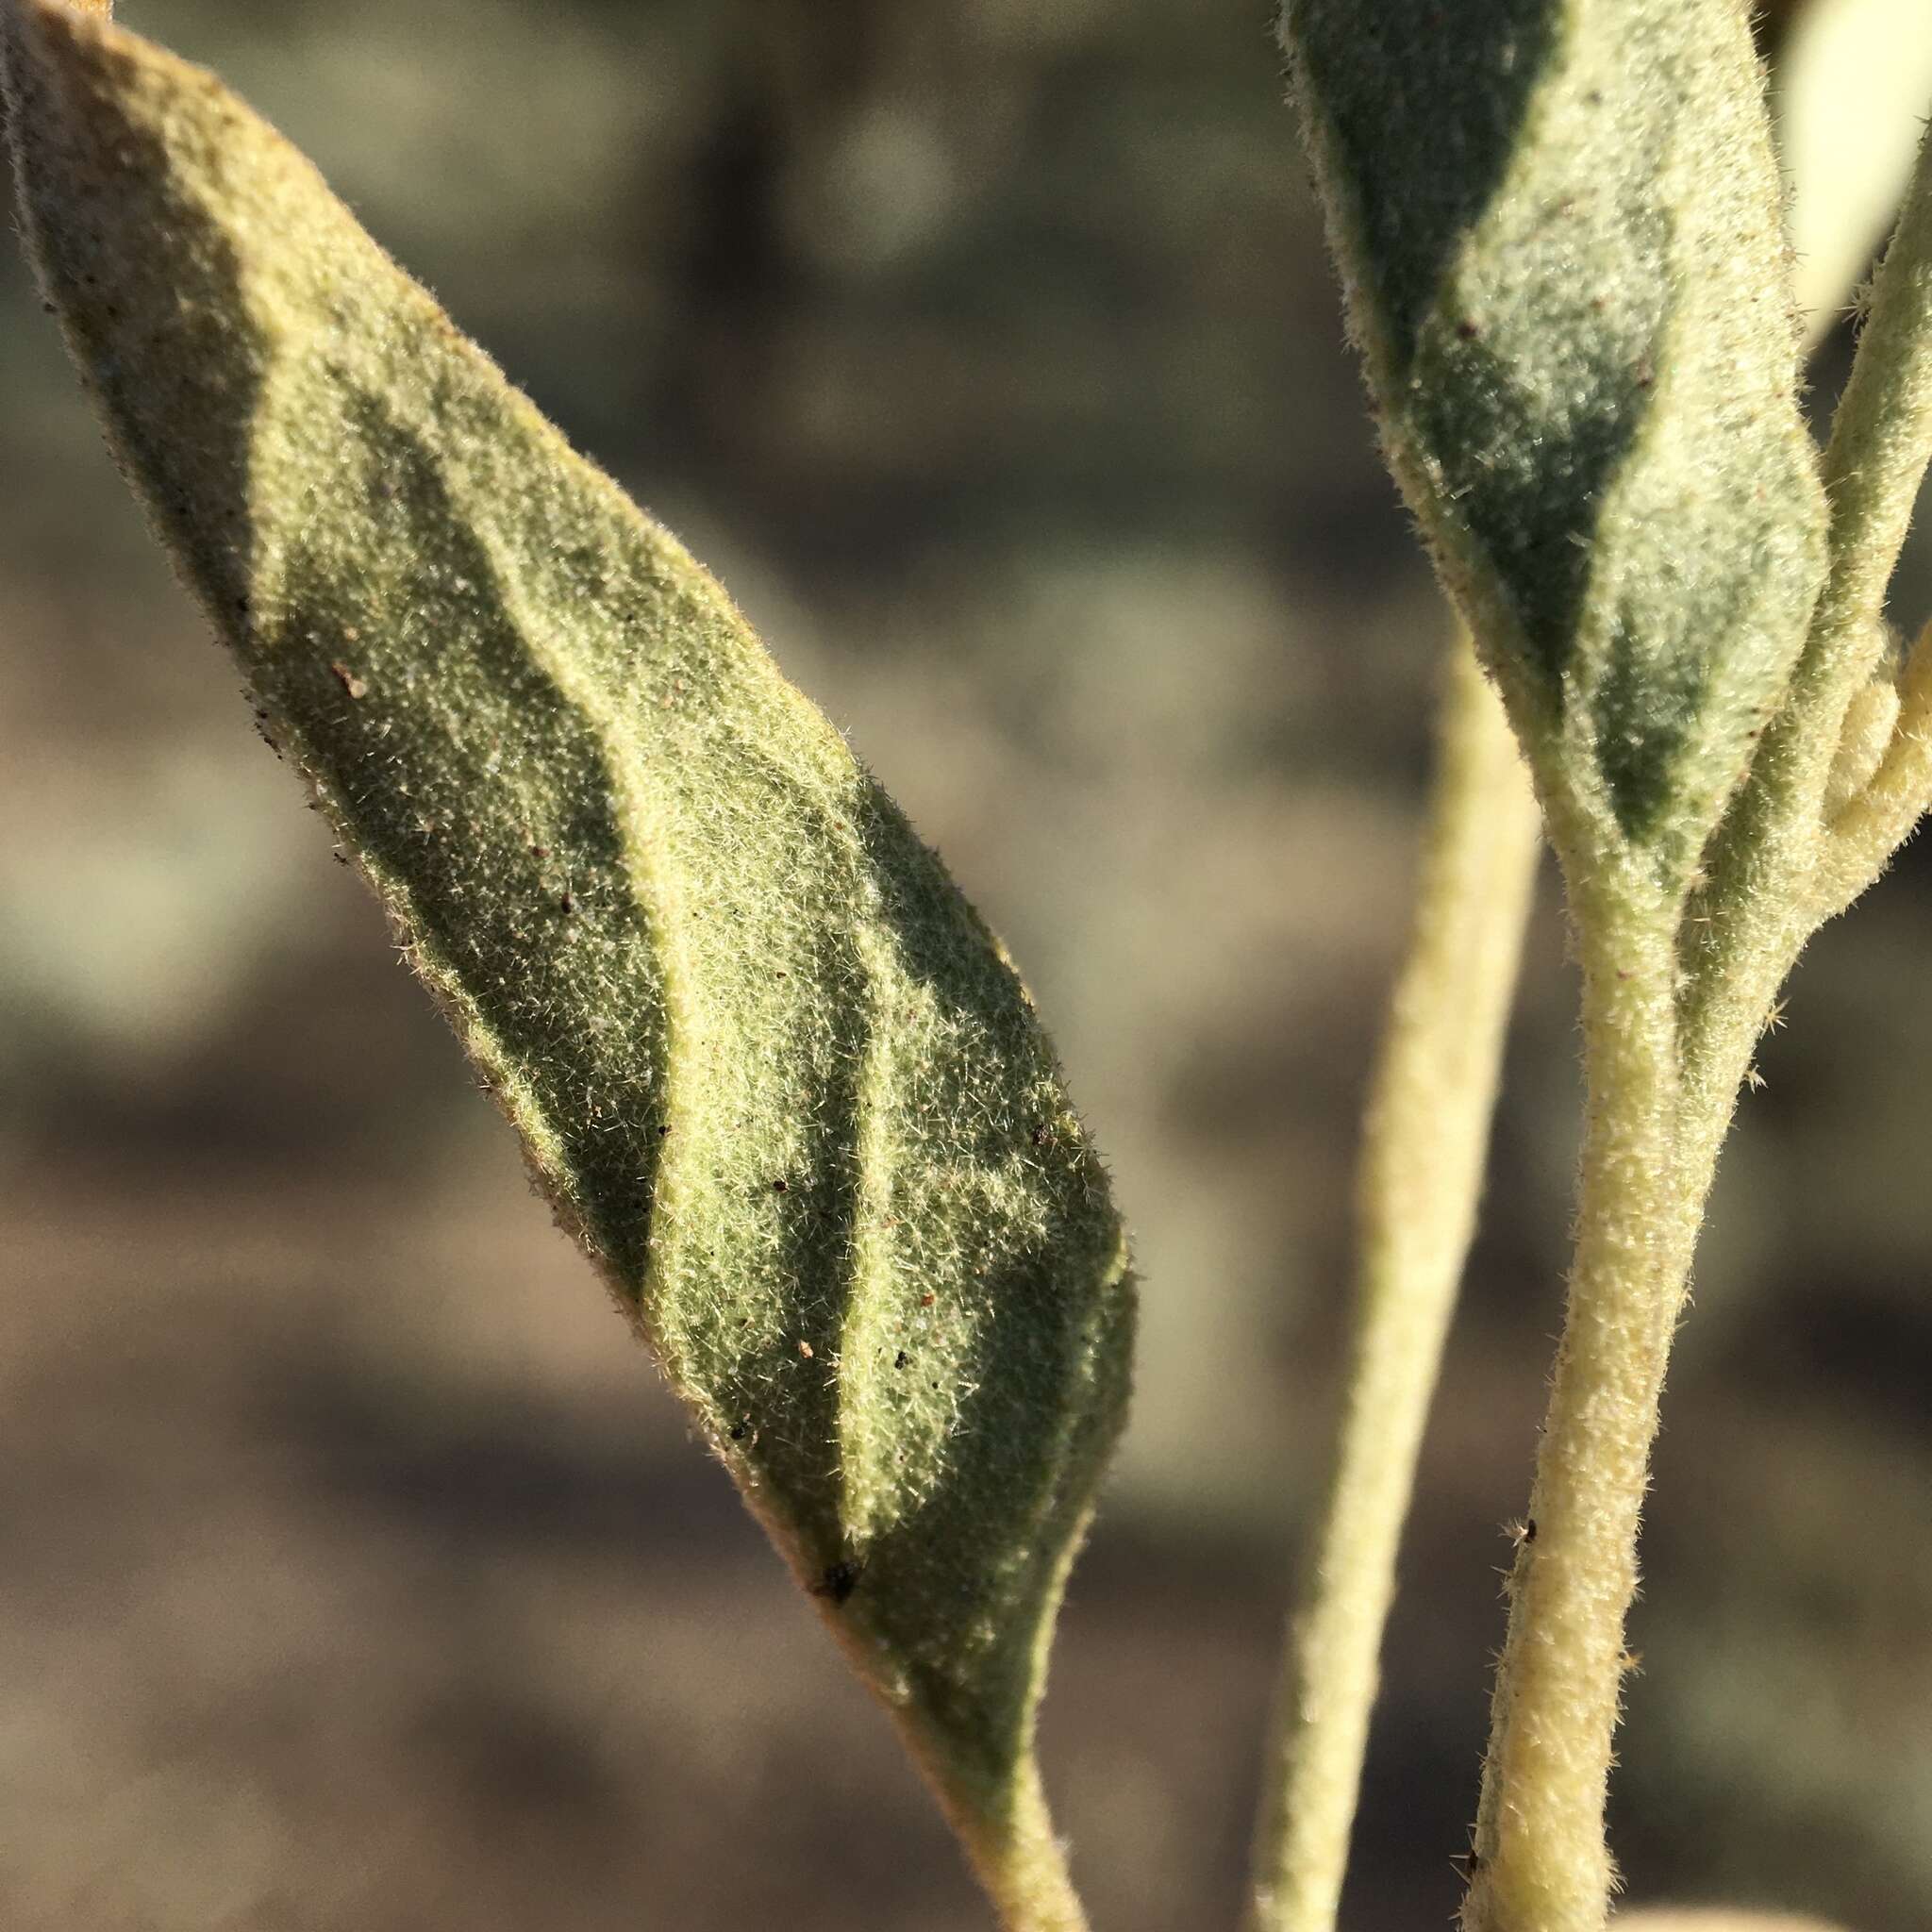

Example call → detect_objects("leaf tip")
3 0 141 236
1 0 113 86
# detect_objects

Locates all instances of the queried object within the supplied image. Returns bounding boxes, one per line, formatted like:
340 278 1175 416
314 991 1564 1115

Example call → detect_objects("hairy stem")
1247 641 1541 1932
1460 184 1932 1914
1819 617 1932 914
1814 115 1932 666
1680 114 1932 1120
1460 876 1691 1932
966 1759 1091 1932
1456 170 1932 1922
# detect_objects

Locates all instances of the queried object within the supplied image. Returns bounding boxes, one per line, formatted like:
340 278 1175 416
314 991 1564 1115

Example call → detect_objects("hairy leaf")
1 0 1133 1890
1282 0 1829 873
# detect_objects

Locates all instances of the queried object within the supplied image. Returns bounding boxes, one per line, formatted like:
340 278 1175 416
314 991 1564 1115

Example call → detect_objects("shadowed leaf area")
1284 0 1826 857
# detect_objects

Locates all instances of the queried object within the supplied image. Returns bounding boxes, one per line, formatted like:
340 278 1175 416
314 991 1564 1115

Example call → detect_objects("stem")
1467 174 1932 1910
1818 617 1932 917
1680 114 1932 1119
1247 641 1541 1932
1457 193 1932 1917
794 1500 1092 1932
1460 875 1692 1932
1813 114 1932 668
1251 65 1929 1932
879 1696 1089 1932
967 1757 1091 1932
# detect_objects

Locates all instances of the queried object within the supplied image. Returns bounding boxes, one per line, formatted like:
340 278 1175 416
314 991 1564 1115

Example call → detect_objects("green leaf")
1282 0 1829 873
1 0 1132 1908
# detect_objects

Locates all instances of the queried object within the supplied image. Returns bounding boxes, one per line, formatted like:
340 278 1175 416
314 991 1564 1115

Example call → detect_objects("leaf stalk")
1246 641 1541 1932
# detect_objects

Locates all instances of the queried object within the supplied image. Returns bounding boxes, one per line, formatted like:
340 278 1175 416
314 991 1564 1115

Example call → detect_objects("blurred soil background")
2 3 1929 1928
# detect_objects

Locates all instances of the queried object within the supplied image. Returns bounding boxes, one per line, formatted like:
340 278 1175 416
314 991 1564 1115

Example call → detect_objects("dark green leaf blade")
1 2 1133 1908
1283 0 1829 872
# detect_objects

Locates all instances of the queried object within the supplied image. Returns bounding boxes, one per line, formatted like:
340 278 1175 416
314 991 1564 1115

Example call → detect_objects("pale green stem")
1820 668 1901 822
1246 640 1541 1932
1457 667 1913 1932
1242 57 1930 1932
1813 114 1932 663
1459 872 1690 1932
1251 51 1932 1932
1249 186 1918 1932
965 1759 1091 1932
1457 857 1840 1932
1461 154 1932 1921
1681 113 1932 1122
823 1593 1090 1932
870 1689 1087 1932
1818 616 1932 913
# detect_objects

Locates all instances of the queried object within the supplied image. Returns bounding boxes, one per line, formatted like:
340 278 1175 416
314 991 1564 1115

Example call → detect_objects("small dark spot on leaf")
1523 1517 1537 1544
772 1177 789 1193
1455 318 1481 341
811 1558 866 1606
657 1123 672 1138
893 1350 908 1370
728 1418 749 1441
559 889 575 915
919 1292 936 1308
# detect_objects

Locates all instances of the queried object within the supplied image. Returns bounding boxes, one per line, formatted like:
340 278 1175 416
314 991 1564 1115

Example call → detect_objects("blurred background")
3 2 1930 1927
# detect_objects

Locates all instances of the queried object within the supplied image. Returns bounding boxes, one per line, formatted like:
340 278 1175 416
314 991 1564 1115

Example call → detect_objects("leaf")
0 0 1133 1906
1281 0 1830 874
